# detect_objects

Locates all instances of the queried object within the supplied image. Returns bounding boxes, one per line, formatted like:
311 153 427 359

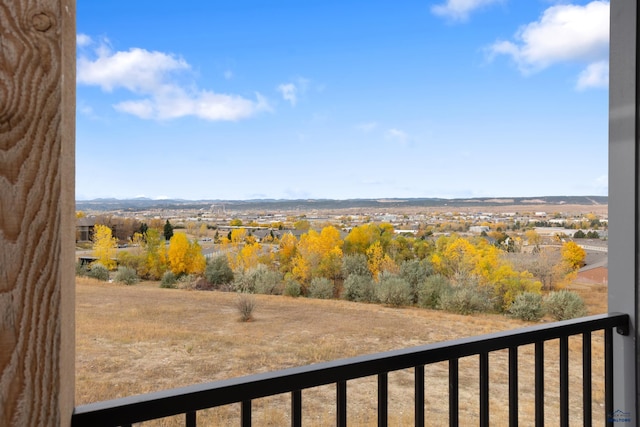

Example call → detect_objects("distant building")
76 217 96 242
469 226 490 234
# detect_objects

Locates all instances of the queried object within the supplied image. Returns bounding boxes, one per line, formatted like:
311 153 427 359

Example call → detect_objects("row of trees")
91 225 205 278
89 221 586 315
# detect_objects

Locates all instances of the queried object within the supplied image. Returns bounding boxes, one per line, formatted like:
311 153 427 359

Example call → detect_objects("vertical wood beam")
609 0 639 424
0 0 75 425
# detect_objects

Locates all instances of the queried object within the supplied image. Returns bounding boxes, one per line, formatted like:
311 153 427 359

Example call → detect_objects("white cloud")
488 1 609 88
76 33 93 47
432 0 503 22
77 40 270 121
277 77 310 106
356 121 378 132
277 83 298 106
385 128 410 145
576 60 608 90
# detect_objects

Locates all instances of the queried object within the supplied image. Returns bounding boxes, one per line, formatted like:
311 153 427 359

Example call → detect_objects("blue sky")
76 0 609 201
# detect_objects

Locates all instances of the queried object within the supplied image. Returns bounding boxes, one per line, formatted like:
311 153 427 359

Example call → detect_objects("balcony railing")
71 312 629 427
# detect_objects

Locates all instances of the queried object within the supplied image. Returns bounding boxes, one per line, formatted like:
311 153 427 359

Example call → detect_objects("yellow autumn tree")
236 241 262 271
168 233 205 275
141 228 167 280
92 224 117 269
278 232 298 274
292 226 343 283
364 239 398 279
561 241 586 270
344 223 380 254
525 229 542 253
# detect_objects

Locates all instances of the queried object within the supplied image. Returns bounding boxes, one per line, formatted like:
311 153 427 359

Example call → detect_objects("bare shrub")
236 293 257 322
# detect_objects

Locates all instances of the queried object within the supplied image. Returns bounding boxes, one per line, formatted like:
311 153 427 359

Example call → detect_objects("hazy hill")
76 196 607 212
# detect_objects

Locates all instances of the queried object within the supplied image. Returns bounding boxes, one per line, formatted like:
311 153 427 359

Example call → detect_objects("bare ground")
76 278 608 426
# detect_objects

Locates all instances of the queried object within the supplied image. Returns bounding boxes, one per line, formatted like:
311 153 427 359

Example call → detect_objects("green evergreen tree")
164 220 174 241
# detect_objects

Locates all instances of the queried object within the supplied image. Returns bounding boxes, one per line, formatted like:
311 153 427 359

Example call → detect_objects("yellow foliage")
230 229 247 246
168 233 205 275
92 224 117 270
238 242 261 271
141 228 167 280
366 241 385 279
278 233 298 274
345 224 380 254
561 241 586 270
292 226 344 283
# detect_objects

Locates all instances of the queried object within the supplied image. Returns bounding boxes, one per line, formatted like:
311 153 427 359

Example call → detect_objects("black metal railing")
72 312 629 427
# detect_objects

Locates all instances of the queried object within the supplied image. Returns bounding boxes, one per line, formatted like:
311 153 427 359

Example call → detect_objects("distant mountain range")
76 196 608 212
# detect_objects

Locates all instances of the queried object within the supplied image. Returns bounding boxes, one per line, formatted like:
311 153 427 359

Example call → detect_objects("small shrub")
177 274 197 290
544 290 588 320
75 261 89 277
376 276 412 307
252 266 283 295
283 278 302 297
342 253 371 278
416 274 451 309
236 293 257 322
308 277 334 299
114 266 139 285
342 274 377 303
204 255 234 286
439 283 495 315
507 292 544 321
87 263 109 281
400 259 434 302
160 271 177 288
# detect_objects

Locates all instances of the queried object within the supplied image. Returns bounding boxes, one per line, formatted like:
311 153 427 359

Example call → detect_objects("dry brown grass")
76 277 608 426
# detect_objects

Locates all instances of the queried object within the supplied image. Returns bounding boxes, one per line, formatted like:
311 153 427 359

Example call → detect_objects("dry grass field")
76 278 608 426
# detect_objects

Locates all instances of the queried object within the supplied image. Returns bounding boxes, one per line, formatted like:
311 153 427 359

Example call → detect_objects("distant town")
76 196 608 245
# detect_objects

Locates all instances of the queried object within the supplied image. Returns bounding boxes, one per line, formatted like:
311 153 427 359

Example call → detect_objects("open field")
76 278 608 426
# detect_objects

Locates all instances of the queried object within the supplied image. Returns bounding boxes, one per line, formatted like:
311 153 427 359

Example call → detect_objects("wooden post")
0 0 75 425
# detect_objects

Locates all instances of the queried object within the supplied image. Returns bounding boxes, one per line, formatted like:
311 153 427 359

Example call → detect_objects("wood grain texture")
0 0 75 425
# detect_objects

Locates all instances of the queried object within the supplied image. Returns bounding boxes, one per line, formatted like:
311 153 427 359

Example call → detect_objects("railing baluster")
605 328 613 427
582 332 592 427
535 342 544 427
480 352 489 427
291 390 301 427
241 400 251 427
560 336 569 427
186 410 196 427
415 365 425 427
449 358 459 427
509 346 518 427
337 380 347 427
378 372 388 427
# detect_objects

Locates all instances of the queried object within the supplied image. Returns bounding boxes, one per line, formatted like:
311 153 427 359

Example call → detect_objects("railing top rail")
72 312 628 427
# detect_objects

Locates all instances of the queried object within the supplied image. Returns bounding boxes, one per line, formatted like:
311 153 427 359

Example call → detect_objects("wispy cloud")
277 83 298 106
385 128 410 145
277 77 310 106
77 36 271 121
431 0 503 22
355 121 379 132
487 1 609 89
